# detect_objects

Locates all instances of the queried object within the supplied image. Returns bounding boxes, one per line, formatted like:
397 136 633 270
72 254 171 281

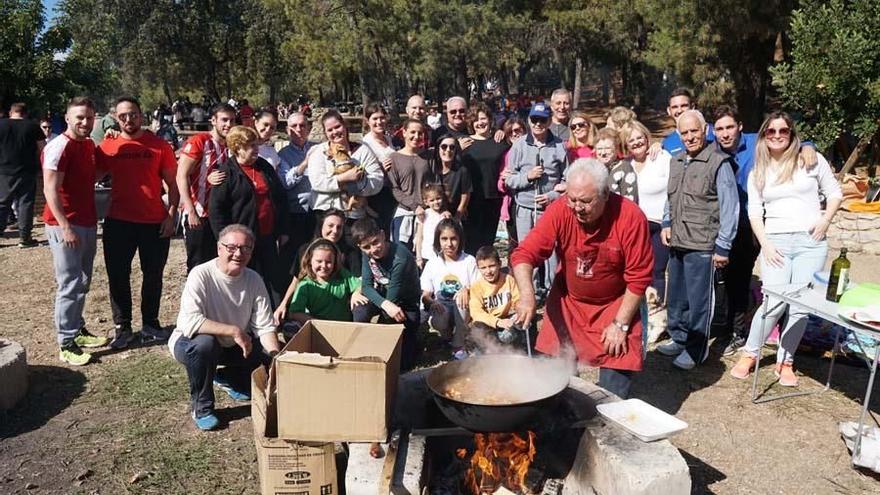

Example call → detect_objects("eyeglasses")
529 117 548 124
448 109 466 115
439 143 456 151
764 127 791 137
289 123 308 128
220 242 254 255
570 122 589 130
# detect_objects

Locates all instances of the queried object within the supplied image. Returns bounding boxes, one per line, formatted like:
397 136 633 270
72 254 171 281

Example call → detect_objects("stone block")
391 434 427 494
0 339 27 410
346 442 389 495
564 375 691 495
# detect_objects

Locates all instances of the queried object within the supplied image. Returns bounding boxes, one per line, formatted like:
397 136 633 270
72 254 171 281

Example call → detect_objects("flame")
456 431 536 494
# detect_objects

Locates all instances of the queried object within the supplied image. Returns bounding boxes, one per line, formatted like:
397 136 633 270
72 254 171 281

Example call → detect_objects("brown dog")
326 143 365 211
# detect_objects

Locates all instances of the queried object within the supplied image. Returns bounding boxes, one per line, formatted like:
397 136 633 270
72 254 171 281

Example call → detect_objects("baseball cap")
529 102 550 119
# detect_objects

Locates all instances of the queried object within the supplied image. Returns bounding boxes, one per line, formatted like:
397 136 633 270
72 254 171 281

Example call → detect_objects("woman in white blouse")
360 103 399 233
730 111 842 386
617 121 672 305
255 111 281 170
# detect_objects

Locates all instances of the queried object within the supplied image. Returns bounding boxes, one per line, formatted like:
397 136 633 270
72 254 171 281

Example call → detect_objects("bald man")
393 95 430 148
658 110 738 371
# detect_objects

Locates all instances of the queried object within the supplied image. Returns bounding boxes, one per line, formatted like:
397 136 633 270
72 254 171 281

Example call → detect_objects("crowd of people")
0 85 845 429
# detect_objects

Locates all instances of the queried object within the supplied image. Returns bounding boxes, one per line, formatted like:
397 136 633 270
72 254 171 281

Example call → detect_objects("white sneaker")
672 350 696 370
656 340 686 356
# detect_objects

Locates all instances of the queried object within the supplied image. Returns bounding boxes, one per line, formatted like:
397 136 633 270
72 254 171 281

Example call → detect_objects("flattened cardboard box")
274 320 403 442
252 367 337 495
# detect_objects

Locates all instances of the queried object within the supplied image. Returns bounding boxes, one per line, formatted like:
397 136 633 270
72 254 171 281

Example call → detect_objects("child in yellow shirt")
468 246 522 352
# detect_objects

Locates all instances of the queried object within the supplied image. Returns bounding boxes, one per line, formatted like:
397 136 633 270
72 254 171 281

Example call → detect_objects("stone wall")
827 212 880 255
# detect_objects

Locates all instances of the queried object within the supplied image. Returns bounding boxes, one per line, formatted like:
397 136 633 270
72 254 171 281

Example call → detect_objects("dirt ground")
1 223 879 495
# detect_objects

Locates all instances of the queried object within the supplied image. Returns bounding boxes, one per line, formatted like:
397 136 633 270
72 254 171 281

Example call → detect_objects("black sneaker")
18 238 38 248
140 324 171 342
109 325 136 349
722 335 746 357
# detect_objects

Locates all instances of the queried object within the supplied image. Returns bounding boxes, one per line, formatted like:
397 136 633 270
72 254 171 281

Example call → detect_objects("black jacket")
209 156 289 238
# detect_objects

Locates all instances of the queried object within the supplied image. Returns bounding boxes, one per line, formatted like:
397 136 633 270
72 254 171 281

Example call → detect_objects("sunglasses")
764 127 791 137
439 143 456 151
220 242 254 255
570 122 589 130
530 117 548 124
448 109 466 115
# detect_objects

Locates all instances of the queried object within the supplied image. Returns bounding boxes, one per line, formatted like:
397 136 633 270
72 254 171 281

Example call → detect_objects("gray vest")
667 146 729 251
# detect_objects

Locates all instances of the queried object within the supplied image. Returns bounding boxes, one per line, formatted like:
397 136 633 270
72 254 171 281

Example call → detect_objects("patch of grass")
93 352 186 409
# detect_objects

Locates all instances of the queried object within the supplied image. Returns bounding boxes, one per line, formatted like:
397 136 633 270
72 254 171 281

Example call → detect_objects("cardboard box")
274 319 403 442
252 367 338 495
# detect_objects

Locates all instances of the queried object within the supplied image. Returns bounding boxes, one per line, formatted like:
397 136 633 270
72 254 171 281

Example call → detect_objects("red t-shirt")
41 134 97 227
180 133 227 217
240 162 275 236
97 131 177 224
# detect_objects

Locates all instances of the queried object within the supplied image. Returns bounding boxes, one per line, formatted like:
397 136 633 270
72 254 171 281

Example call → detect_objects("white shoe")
672 350 697 370
656 340 686 356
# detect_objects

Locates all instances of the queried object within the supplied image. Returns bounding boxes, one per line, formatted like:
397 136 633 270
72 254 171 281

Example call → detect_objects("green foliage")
771 0 880 149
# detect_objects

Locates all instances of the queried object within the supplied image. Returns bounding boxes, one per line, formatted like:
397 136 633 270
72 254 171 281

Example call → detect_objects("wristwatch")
611 319 630 333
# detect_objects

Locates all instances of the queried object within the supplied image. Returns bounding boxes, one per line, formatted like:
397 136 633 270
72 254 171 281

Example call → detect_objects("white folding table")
750 283 880 465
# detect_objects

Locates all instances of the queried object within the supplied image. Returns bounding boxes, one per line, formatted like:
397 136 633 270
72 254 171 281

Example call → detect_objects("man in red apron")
512 158 653 398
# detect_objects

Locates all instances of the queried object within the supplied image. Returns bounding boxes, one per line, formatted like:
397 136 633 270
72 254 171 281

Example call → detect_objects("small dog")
326 143 366 211
644 287 668 344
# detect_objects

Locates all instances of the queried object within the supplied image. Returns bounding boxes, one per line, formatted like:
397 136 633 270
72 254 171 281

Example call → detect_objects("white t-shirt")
420 252 479 301
635 150 671 223
747 152 842 234
417 208 444 262
259 143 281 170
361 132 397 163
169 260 276 354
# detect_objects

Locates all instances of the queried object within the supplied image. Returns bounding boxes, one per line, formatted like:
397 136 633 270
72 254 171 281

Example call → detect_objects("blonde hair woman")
730 111 842 386
566 111 598 161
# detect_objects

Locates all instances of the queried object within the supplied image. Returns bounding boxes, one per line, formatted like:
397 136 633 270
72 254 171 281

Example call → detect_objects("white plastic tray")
596 399 688 442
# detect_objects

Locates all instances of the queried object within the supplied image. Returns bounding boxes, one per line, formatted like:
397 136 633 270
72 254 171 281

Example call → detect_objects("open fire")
456 431 537 494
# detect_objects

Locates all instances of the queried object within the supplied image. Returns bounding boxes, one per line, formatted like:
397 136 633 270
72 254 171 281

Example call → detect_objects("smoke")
439 328 578 404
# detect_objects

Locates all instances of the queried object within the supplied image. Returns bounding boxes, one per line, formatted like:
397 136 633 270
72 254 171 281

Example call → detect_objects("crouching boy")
169 224 282 431
468 246 525 353
350 217 422 371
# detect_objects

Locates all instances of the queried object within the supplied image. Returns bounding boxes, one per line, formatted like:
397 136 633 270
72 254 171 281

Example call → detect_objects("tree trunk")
572 56 583 109
839 132 875 178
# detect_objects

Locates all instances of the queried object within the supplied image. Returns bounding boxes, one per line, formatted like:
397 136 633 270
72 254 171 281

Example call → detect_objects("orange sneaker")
774 362 798 387
729 354 757 379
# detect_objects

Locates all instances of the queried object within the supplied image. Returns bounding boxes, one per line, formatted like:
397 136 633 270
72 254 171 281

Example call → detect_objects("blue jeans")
47 225 97 345
666 249 715 364
743 232 827 364
648 221 669 304
172 334 268 417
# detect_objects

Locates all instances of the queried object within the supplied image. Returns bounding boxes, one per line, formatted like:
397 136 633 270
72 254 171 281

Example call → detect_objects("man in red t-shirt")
97 96 180 349
176 103 235 271
43 96 109 366
511 158 653 399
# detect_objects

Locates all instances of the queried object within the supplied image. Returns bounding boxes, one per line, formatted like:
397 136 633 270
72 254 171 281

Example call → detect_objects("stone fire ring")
0 339 28 411
346 370 691 495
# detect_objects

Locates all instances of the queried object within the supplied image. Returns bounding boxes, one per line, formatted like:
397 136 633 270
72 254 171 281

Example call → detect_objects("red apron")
535 240 644 371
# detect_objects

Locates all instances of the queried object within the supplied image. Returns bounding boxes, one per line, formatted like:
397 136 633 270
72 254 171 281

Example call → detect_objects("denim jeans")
666 249 715 364
743 232 828 364
352 302 421 371
47 225 97 344
172 334 268 417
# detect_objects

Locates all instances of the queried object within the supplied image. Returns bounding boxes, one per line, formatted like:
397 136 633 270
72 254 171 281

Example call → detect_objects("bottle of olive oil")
826 248 850 302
